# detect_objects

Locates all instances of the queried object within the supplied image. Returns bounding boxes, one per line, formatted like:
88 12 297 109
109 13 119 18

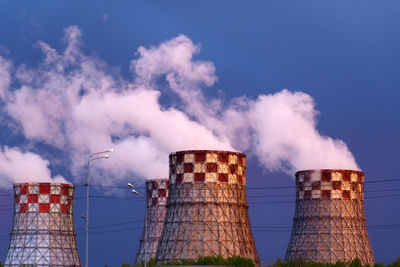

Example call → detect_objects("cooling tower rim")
13 182 74 187
295 169 364 176
170 150 246 157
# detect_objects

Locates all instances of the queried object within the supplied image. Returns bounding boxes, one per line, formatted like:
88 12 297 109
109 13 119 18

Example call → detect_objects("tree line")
1 256 399 267
117 256 400 267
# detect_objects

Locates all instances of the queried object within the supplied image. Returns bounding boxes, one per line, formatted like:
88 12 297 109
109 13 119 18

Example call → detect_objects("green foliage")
127 257 400 267
136 258 157 267
197 255 227 265
348 258 362 267
160 254 254 266
161 258 196 266
386 258 400 267
148 258 158 267
226 255 255 267
264 258 400 267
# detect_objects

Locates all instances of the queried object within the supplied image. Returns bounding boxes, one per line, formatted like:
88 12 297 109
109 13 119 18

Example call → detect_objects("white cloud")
0 56 12 100
0 26 359 188
0 146 67 188
3 26 233 186
246 90 359 173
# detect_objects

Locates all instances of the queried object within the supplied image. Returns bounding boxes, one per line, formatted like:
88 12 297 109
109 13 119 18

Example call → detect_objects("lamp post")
128 183 147 267
84 149 113 267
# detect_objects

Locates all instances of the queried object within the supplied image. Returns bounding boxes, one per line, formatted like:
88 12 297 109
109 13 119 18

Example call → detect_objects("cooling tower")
136 178 168 263
285 170 374 265
4 182 81 266
156 150 259 266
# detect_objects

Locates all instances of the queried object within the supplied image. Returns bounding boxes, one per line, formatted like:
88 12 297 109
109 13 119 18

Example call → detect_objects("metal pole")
144 197 147 267
85 159 90 267
129 185 147 267
85 149 112 267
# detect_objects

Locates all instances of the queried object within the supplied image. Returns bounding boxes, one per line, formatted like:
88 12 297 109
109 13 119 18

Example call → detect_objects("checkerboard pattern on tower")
285 170 375 265
296 170 364 200
136 179 168 263
169 150 246 185
155 150 259 266
4 183 81 266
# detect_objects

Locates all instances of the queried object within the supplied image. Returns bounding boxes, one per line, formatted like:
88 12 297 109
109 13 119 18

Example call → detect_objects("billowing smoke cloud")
128 35 359 174
0 26 359 188
0 56 11 100
0 147 67 188
246 91 359 172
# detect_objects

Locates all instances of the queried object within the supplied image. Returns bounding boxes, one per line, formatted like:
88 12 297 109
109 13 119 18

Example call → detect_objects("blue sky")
0 1 399 266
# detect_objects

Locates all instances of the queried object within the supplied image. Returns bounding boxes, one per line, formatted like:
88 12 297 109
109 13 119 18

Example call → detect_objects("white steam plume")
129 37 359 174
2 26 232 187
0 26 359 188
246 90 359 173
0 147 67 188
0 56 11 100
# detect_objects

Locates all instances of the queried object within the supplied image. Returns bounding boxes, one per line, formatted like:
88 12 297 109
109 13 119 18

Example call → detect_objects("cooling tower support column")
136 178 168 263
156 150 259 266
285 170 375 265
4 183 81 266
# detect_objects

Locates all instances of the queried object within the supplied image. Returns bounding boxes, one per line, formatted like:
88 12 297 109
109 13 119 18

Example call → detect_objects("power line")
75 184 145 190
248 193 400 205
364 193 400 199
90 195 143 201
247 188 400 199
75 219 143 232
364 178 400 184
247 185 295 190
76 226 143 236
73 195 143 201
247 178 400 190
249 200 293 205
252 224 400 229
75 223 400 236
365 188 400 193
2 186 399 201
1 191 400 210
75 177 400 191
1 222 398 239
1 177 400 198
247 194 294 198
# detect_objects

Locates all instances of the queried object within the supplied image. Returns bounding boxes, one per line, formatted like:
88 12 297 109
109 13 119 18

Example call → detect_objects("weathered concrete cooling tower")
156 150 259 265
4 183 81 266
136 178 168 263
285 170 374 265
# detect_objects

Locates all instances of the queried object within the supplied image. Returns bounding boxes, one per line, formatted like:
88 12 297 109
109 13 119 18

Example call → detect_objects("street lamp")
128 183 147 267
84 148 113 267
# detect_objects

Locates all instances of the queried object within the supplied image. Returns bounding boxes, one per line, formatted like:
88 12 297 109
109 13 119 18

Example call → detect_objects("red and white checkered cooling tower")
285 170 374 265
155 150 259 266
135 178 168 263
4 183 81 266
